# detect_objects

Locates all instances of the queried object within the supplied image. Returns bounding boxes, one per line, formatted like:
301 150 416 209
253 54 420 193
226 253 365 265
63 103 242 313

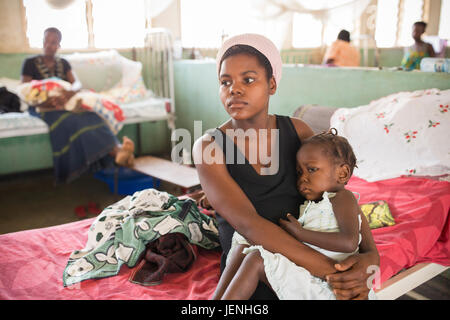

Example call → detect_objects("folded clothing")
129 233 196 286
63 189 220 287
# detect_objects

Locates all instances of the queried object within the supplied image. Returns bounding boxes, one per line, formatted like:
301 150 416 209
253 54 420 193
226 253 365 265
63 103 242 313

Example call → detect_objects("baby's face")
296 144 338 201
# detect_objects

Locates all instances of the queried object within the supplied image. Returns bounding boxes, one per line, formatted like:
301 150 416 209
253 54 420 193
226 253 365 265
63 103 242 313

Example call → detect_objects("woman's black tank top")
214 115 304 267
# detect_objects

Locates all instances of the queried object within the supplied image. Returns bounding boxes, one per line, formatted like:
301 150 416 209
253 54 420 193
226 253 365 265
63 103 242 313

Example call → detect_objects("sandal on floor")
74 205 87 218
87 202 102 216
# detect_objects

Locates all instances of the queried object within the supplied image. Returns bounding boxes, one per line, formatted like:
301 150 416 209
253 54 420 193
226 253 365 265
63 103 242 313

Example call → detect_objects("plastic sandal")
74 205 87 218
87 202 102 216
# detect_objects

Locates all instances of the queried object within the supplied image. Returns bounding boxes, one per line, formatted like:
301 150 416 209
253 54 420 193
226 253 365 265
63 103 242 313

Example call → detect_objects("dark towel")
0 87 21 114
129 233 196 286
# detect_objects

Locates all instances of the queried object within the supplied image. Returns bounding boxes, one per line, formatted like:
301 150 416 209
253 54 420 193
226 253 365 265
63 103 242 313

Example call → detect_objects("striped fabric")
31 107 118 184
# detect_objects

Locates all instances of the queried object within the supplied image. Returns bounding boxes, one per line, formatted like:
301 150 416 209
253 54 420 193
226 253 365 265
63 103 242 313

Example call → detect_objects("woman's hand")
60 89 76 101
39 96 65 111
325 251 379 300
179 190 213 210
279 213 303 238
43 89 77 111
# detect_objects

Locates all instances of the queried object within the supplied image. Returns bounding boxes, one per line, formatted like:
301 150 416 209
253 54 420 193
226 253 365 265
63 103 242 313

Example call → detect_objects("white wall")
0 0 29 52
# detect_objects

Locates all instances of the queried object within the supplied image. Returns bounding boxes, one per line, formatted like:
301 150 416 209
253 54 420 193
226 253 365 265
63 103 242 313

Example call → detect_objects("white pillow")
64 50 123 92
330 88 450 182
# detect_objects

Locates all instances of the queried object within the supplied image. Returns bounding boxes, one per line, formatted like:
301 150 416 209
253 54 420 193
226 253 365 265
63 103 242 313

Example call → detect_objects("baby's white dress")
228 191 377 300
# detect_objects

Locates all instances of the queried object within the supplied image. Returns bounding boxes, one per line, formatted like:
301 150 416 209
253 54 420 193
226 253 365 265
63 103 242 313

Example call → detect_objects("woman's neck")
414 39 425 46
230 112 273 131
42 55 55 62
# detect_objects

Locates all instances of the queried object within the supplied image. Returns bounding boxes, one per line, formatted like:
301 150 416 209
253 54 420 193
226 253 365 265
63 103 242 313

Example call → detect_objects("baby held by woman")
212 129 377 300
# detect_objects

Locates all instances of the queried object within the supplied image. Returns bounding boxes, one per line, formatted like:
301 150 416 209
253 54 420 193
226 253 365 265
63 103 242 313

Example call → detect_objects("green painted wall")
1 56 450 176
3 47 448 81
0 53 30 79
0 121 170 175
1 134 53 174
185 47 450 68
277 65 450 109
173 60 450 139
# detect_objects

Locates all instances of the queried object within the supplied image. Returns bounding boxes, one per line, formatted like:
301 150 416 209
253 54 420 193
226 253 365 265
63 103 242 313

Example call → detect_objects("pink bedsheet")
0 176 448 299
0 218 221 300
347 176 450 283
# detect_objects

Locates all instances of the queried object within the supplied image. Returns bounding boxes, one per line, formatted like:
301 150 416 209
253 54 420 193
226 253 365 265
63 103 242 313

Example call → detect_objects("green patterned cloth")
401 46 430 71
63 189 219 287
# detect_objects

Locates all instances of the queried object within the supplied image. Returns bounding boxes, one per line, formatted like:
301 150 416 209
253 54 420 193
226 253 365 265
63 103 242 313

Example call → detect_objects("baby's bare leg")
211 244 248 300
221 250 271 300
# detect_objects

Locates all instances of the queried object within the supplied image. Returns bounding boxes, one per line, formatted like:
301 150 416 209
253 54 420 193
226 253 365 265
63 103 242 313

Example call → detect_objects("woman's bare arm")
325 191 380 300
289 117 315 140
193 135 336 279
21 72 78 111
21 75 32 83
427 43 435 58
66 70 82 91
21 75 63 111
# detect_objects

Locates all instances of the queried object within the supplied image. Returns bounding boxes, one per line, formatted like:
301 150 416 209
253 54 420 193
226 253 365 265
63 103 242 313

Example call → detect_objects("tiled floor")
0 169 448 299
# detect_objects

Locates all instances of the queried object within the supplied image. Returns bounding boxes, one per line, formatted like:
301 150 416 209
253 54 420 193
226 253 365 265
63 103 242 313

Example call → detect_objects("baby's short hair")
302 128 358 175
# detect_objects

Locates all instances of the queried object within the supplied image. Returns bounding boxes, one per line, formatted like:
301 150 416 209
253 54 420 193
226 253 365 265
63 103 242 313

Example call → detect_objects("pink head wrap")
216 33 282 85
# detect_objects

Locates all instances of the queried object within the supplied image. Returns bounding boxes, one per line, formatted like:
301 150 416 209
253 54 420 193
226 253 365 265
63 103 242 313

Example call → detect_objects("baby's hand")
279 213 303 237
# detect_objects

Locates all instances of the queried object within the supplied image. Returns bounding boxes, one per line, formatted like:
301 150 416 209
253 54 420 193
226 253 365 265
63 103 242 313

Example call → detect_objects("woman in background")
322 30 360 67
401 21 435 71
21 27 134 184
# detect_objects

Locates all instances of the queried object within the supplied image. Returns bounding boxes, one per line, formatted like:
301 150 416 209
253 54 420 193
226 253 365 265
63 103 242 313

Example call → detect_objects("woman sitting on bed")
193 33 380 299
21 27 135 184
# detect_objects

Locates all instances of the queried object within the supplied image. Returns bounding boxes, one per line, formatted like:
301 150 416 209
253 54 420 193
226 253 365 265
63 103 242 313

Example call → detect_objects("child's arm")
279 190 360 253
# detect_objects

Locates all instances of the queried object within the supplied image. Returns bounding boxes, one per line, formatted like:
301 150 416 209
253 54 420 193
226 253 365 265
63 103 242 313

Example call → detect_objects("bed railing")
135 28 176 144
141 28 175 106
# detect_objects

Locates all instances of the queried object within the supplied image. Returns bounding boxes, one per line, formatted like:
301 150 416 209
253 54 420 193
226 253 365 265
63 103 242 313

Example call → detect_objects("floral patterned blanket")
17 78 125 134
331 88 450 182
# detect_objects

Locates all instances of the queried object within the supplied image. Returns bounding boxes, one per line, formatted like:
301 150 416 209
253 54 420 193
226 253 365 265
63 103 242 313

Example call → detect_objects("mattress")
0 96 170 139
